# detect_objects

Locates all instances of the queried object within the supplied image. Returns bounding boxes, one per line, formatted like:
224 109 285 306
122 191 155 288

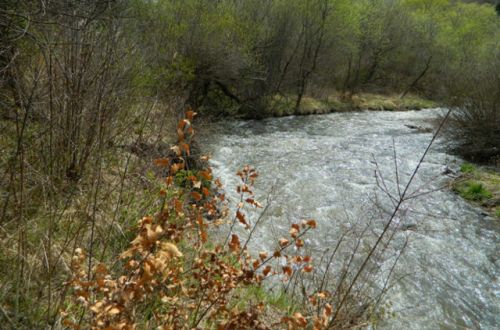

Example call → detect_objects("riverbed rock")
405 124 433 133
402 223 417 231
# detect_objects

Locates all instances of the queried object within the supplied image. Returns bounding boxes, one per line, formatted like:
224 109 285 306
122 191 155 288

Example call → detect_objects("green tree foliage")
0 0 498 327
126 0 498 119
128 0 500 161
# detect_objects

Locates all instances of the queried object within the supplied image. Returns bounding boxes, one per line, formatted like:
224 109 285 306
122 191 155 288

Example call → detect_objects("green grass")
264 92 437 117
231 284 296 313
453 163 498 218
0 113 176 327
456 181 492 201
352 93 437 111
397 94 438 110
267 95 296 117
460 163 476 173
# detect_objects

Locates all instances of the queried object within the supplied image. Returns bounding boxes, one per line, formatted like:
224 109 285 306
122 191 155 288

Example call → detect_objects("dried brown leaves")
63 111 330 329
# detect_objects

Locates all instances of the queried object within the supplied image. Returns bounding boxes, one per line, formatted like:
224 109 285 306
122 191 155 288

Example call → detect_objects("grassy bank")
266 93 438 117
0 99 181 326
452 163 500 218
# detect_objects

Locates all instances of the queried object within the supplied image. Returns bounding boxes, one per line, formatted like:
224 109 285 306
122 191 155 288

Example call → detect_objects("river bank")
202 108 499 329
451 163 500 219
262 92 438 118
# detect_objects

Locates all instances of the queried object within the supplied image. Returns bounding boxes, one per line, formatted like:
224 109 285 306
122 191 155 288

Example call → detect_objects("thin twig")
329 108 452 326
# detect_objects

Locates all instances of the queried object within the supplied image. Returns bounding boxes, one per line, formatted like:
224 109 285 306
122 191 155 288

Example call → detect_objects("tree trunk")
400 55 432 99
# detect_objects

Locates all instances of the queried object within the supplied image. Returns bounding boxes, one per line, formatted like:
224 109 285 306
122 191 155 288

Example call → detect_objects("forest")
0 0 499 329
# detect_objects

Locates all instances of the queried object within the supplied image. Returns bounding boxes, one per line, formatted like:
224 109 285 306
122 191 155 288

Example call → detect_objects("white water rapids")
200 109 498 329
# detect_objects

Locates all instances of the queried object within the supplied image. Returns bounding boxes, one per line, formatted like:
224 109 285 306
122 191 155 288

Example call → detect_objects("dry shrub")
61 108 436 329
447 101 500 164
0 3 181 326
62 112 326 329
444 53 500 164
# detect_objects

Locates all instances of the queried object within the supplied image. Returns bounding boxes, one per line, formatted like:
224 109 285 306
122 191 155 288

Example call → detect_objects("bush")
447 102 500 164
60 112 409 329
444 43 500 164
62 114 323 328
174 169 212 189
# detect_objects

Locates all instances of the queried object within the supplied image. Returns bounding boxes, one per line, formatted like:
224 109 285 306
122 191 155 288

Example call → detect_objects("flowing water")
200 109 499 329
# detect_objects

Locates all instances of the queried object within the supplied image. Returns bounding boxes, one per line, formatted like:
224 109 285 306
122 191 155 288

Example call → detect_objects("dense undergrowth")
0 0 498 328
61 112 319 329
1 108 422 329
59 112 380 329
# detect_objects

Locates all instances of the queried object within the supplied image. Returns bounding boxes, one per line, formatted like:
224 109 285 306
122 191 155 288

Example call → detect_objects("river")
200 109 498 329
